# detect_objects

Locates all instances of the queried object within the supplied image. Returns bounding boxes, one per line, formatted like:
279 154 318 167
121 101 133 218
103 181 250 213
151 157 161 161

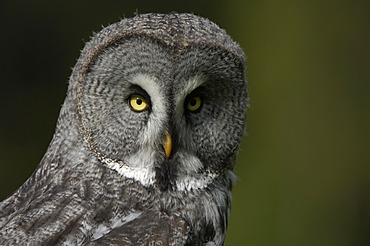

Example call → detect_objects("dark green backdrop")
1 1 369 245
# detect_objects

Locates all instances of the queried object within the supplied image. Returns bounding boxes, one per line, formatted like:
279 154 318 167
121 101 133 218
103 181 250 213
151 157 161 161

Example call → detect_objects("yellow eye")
129 95 148 112
187 96 202 112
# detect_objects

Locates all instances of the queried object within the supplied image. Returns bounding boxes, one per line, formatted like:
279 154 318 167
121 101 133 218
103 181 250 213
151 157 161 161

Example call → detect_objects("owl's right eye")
129 95 149 112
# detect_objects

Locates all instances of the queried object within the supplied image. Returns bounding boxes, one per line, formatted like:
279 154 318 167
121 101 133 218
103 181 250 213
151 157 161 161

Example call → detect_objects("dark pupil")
136 98 142 105
189 98 197 106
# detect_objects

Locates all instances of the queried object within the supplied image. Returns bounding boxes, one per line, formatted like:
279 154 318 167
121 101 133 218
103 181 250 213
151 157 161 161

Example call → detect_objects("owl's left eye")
186 96 202 112
129 95 149 112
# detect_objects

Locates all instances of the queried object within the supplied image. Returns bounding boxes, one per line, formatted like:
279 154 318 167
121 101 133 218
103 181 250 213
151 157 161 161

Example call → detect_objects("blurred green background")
1 0 369 245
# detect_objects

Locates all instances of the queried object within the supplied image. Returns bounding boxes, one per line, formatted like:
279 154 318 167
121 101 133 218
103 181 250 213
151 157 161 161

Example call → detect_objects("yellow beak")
163 130 173 159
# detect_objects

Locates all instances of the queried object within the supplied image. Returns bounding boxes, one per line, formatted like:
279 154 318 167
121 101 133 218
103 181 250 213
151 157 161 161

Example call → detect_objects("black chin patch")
154 159 177 191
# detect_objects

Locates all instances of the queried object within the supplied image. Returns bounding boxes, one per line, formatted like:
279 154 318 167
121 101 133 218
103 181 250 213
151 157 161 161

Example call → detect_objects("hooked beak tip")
163 130 173 159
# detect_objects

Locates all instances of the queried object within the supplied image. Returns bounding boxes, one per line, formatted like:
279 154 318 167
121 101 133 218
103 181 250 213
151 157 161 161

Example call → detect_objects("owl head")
64 13 248 192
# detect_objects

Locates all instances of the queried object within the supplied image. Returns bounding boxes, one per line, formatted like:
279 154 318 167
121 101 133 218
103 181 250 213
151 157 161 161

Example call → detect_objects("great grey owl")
0 13 248 245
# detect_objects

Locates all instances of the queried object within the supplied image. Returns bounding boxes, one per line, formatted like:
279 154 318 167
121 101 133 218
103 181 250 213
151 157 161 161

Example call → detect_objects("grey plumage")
0 13 248 245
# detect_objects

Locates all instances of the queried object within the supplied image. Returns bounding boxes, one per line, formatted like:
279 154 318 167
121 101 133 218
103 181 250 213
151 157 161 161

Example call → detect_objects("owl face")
76 18 248 192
